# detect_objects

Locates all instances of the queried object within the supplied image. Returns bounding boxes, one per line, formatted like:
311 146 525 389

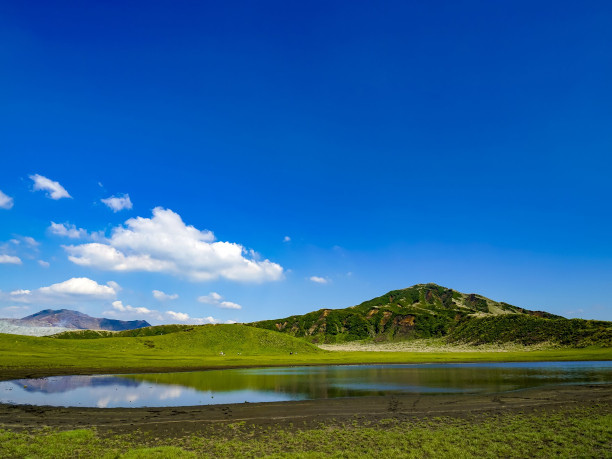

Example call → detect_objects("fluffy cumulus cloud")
5 277 119 304
283 236 291 242
197 292 242 310
101 194 133 212
30 174 71 200
309 276 329 284
152 290 179 301
38 260 50 268
0 190 14 209
0 255 22 264
64 207 284 282
166 310 189 321
38 277 118 298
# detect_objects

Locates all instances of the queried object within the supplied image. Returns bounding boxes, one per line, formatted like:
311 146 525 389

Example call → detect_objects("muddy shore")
0 384 610 438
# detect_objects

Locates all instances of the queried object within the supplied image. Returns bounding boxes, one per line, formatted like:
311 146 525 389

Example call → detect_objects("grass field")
0 324 610 380
0 404 609 458
0 324 611 458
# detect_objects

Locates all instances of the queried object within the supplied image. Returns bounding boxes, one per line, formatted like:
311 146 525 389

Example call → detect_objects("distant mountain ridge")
249 283 565 343
3 309 150 332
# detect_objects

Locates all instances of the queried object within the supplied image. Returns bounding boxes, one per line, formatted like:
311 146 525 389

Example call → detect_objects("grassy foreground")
0 324 611 379
0 405 610 458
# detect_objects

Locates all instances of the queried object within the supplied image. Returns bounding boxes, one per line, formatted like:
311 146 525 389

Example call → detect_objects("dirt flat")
0 384 610 438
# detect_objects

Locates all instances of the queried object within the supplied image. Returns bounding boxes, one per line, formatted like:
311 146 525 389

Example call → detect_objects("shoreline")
0 384 610 436
1 354 612 381
0 351 612 381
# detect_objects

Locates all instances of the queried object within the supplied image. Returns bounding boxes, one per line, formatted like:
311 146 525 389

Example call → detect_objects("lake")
1 361 610 408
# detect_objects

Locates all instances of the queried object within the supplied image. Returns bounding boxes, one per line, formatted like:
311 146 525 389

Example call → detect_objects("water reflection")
1 361 610 408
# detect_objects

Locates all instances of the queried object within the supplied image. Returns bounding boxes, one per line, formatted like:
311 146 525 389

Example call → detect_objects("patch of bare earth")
317 339 559 352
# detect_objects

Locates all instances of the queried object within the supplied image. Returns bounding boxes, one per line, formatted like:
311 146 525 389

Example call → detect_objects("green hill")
0 324 321 374
44 284 612 351
47 323 320 354
248 283 584 344
447 315 612 347
50 324 195 339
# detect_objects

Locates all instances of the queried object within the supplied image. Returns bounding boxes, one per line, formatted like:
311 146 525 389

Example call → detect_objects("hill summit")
250 283 561 343
3 309 150 332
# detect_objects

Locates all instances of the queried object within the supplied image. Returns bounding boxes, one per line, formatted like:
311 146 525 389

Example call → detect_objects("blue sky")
1 1 611 323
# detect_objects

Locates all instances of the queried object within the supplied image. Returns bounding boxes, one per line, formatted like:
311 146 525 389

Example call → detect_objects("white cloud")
30 174 71 200
166 310 189 321
2 277 119 305
197 292 223 304
39 277 118 298
105 302 225 325
64 207 283 282
22 236 39 247
0 255 22 264
106 280 122 292
309 276 329 284
101 194 133 212
153 290 179 301
111 300 153 315
65 243 172 272
219 301 242 310
7 236 38 247
283 236 291 242
0 190 14 209
197 292 242 310
49 222 89 239
38 260 50 268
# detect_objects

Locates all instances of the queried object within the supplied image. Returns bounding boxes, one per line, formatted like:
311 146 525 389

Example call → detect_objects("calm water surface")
1 361 610 408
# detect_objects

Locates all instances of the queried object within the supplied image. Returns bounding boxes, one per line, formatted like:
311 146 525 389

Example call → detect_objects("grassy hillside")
448 315 612 347
3 321 610 379
0 324 320 375
50 324 195 339
249 283 563 344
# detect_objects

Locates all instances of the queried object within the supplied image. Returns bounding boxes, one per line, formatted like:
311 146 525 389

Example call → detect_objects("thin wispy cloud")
152 290 179 301
309 276 329 284
106 300 226 325
21 236 39 247
0 305 30 318
30 174 71 200
110 300 153 316
197 291 242 310
49 222 89 239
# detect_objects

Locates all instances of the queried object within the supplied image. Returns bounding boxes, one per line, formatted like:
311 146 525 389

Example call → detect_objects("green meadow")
1 323 611 458
0 404 610 458
0 324 610 379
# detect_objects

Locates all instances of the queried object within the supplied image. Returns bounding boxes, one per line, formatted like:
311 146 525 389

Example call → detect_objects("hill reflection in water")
1 362 610 408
